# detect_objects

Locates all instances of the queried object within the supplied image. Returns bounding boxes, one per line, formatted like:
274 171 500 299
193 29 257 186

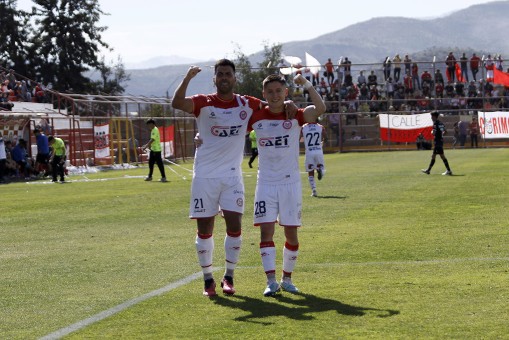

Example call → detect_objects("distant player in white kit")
302 118 326 197
249 74 326 296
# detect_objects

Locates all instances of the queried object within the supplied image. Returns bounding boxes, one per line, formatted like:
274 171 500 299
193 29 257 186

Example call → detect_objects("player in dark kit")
421 111 453 175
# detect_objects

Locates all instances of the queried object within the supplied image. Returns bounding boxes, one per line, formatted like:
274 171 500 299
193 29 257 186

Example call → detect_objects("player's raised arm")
171 66 201 113
293 74 326 122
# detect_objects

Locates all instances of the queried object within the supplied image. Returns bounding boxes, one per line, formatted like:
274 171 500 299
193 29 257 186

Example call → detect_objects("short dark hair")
214 59 235 74
431 111 440 117
262 74 287 89
48 135 54 142
146 118 156 125
33 128 40 134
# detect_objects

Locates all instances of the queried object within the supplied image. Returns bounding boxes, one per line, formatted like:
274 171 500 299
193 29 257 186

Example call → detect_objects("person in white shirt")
248 74 325 296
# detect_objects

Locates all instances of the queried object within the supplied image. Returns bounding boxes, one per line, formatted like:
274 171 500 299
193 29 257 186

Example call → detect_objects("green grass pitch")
1 149 508 339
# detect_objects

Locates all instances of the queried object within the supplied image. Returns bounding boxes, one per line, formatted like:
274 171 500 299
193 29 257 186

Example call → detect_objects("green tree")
31 0 110 93
234 42 283 99
0 0 32 76
93 56 131 95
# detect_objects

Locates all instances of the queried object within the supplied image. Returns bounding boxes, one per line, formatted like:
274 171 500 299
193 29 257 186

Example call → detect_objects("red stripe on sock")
285 242 299 251
227 230 241 237
260 241 275 248
197 233 213 239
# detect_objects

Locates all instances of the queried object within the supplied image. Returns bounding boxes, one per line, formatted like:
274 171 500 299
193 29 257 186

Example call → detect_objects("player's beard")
215 80 234 96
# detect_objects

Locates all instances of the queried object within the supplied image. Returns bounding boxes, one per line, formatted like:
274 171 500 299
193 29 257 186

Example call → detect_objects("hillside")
124 1 509 97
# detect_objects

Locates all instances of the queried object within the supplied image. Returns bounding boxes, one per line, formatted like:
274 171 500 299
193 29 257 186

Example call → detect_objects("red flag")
493 68 509 87
455 63 465 83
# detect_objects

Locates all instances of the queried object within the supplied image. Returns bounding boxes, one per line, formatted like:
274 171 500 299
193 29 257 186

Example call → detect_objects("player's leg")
281 227 299 293
255 183 280 296
221 210 242 295
190 177 221 297
196 217 216 296
278 182 302 293
422 152 436 174
260 223 280 296
218 176 245 295
154 151 166 181
439 152 452 175
145 151 155 180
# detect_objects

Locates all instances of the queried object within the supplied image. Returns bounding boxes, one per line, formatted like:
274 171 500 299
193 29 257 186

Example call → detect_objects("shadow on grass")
213 292 399 325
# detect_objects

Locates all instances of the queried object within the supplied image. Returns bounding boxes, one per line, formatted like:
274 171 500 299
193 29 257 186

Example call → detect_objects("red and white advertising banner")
379 113 433 143
94 123 110 158
158 125 174 158
479 111 509 139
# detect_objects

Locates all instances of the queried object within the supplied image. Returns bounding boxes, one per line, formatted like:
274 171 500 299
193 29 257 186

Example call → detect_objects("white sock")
196 234 214 277
308 176 316 190
282 243 299 277
224 233 242 275
260 241 276 276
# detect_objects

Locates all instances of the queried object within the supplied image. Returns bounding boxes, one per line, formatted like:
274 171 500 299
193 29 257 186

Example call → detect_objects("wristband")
303 80 313 90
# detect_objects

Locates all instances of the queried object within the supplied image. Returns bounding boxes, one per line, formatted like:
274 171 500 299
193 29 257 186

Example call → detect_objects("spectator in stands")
324 58 335 86
367 70 378 88
445 81 455 98
357 71 366 86
434 69 444 85
393 54 402 82
460 53 469 82
455 81 465 96
1 80 10 102
327 113 341 146
20 80 32 102
470 53 481 81
445 52 457 82
34 83 46 103
385 77 395 99
340 57 352 85
495 54 503 71
469 116 479 148
383 57 391 81
435 81 444 99
403 72 413 98
404 55 412 75
485 55 495 82
7 69 16 90
411 63 420 90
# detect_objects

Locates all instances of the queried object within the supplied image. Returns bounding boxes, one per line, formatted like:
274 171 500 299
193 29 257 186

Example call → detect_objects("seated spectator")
11 139 33 178
416 133 432 150
435 81 444 98
357 71 366 86
435 69 444 85
421 70 432 88
34 83 46 103
367 70 378 87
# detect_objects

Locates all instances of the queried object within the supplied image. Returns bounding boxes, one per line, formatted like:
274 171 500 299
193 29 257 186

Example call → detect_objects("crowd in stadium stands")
292 52 509 124
0 69 49 111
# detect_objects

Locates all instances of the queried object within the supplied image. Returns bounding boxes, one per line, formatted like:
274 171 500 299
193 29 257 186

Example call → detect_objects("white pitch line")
39 271 204 340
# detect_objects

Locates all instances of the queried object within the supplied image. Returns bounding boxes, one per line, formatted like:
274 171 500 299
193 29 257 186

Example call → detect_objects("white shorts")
254 181 302 227
189 176 245 218
305 152 325 172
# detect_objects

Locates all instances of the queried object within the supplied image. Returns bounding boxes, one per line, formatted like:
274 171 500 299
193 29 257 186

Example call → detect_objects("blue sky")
16 0 498 63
